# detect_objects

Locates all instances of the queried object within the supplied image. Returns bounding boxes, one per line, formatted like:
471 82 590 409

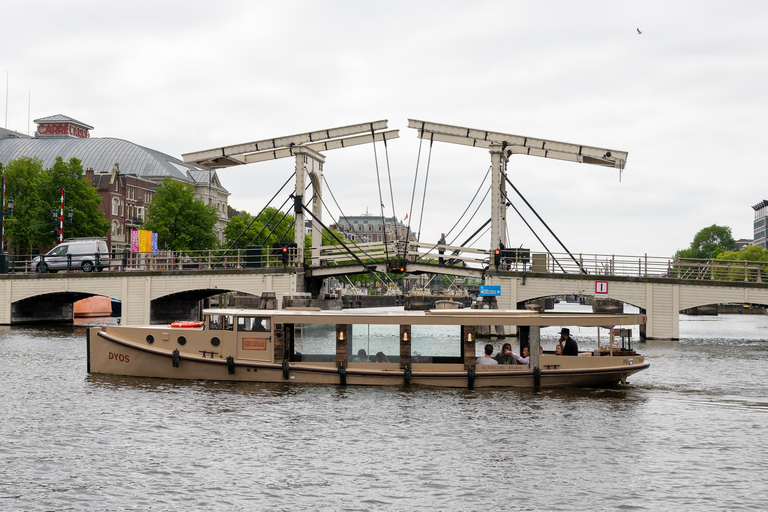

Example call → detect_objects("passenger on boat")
513 346 530 365
476 344 498 364
554 344 563 355
354 349 370 363
559 328 579 356
375 351 389 363
494 343 516 364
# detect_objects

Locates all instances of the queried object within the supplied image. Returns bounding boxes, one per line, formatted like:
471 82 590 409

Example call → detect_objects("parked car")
32 238 110 273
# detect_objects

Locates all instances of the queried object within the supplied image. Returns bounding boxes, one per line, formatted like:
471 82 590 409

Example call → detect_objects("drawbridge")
182 118 627 284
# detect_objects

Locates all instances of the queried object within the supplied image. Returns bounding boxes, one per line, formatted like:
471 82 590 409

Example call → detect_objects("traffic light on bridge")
281 246 288 265
494 248 501 267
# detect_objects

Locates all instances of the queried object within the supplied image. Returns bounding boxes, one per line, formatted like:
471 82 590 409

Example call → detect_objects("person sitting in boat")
558 328 579 356
476 344 498 364
554 344 563 355
513 345 530 365
354 349 370 363
494 343 516 364
375 351 389 363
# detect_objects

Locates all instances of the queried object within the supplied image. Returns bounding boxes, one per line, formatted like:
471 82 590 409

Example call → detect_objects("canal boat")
87 308 649 388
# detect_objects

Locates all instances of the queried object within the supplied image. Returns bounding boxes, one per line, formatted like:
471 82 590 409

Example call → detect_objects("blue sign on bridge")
479 285 501 296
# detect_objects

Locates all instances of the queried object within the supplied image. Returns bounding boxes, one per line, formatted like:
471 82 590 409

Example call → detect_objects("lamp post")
52 187 73 244
0 177 14 273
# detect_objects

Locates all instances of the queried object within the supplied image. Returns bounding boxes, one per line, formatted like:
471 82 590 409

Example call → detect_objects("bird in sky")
637 28 643 34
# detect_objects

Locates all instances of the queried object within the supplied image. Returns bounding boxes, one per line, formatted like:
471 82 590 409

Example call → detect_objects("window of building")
111 220 120 236
112 197 120 216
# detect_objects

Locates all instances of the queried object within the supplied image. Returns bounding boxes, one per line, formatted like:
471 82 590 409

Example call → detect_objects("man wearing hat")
558 328 579 356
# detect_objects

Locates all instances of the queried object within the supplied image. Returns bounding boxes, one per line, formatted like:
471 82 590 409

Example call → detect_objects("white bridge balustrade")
2 246 768 338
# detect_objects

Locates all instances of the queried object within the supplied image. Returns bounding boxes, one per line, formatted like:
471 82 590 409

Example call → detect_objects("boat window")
410 324 462 362
349 324 399 363
238 316 271 332
290 323 336 362
208 315 222 330
223 315 234 331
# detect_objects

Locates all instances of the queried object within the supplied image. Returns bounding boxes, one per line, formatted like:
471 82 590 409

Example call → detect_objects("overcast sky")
3 1 767 258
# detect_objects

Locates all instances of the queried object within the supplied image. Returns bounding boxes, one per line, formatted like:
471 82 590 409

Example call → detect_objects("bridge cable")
370 124 393 264
297 200 375 273
244 195 293 248
415 133 434 244
214 172 296 266
417 178 491 262
503 176 585 273
403 122 427 260
315 190 382 262
320 174 363 244
502 189 566 273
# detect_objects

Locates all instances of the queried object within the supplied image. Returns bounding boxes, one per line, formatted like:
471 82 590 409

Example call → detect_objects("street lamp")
0 178 14 273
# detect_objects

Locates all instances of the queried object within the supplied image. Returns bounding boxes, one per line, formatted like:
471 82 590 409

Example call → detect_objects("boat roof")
203 308 646 327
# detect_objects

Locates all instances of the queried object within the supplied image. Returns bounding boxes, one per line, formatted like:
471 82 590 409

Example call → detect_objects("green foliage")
0 156 109 253
223 207 295 249
717 245 768 262
142 178 219 251
676 224 736 260
714 245 768 281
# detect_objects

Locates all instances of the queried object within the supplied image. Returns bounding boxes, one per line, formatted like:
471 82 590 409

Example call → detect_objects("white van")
32 238 110 273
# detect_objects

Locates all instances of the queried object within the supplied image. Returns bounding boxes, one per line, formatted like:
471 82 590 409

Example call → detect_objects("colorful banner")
131 229 139 253
131 229 157 254
139 230 151 254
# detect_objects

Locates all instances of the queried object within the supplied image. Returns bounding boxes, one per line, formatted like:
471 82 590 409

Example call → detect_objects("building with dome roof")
0 115 229 252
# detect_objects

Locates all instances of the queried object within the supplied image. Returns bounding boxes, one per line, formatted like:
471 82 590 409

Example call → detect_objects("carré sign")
595 281 608 295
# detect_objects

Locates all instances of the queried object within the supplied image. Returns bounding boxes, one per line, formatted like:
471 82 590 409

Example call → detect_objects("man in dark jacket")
558 328 579 356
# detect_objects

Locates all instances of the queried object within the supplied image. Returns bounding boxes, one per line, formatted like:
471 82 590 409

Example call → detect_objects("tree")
0 156 109 253
676 224 736 260
33 157 110 245
0 156 44 253
142 178 219 251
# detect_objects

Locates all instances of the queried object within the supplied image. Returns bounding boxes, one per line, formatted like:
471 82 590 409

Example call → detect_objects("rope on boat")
403 366 411 387
467 366 475 390
282 360 290 380
338 364 347 386
533 366 541 387
172 349 180 368
227 356 235 375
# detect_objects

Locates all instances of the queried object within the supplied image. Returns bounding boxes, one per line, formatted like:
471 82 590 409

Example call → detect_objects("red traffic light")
494 249 501 255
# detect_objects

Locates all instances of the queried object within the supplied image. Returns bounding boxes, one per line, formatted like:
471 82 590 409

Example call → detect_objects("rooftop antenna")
4 71 8 129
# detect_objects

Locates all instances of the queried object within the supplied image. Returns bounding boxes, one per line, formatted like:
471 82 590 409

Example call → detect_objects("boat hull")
88 327 648 389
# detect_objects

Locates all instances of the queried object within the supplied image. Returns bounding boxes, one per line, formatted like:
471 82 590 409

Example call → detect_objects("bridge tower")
183 121 399 265
407 120 628 269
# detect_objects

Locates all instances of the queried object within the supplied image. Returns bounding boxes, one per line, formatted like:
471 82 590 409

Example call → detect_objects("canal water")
2 305 767 511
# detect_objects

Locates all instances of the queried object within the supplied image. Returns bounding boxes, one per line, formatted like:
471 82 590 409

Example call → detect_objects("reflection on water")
1 307 768 510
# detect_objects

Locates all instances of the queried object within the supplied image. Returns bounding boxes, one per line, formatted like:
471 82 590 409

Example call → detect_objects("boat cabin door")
235 315 273 362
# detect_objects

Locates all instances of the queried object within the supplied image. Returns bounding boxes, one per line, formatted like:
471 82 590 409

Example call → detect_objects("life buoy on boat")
170 321 204 328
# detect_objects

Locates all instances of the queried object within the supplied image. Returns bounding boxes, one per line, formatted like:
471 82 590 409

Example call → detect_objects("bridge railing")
530 252 768 284
8 247 301 274
7 245 768 284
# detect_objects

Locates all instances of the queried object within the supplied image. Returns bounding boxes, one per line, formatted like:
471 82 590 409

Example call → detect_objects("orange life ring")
170 321 204 328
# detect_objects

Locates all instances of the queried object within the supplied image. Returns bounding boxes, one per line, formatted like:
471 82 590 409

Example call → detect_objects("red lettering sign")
108 351 130 363
37 123 90 138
